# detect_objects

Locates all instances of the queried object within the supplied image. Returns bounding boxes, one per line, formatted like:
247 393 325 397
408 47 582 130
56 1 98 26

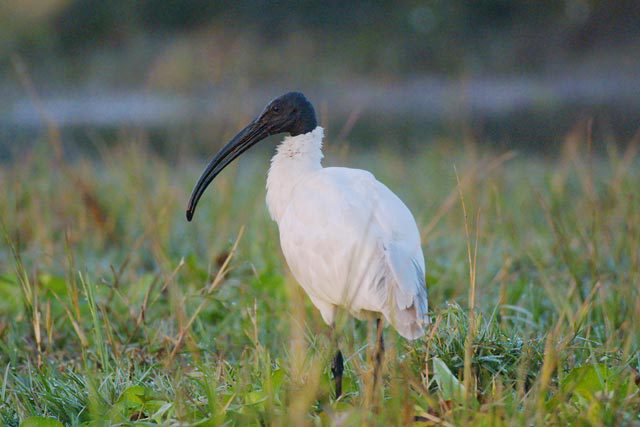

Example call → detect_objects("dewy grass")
0 131 639 426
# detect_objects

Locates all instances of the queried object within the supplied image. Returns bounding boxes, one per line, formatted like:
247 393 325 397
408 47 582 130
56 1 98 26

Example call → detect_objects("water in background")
2 1 639 159
3 71 639 160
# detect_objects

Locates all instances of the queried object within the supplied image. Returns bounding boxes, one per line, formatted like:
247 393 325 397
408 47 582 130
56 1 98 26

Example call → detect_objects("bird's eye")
272 105 281 113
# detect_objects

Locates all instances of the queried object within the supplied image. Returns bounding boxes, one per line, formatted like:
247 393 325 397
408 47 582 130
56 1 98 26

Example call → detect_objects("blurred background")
1 0 639 158
3 3 640 424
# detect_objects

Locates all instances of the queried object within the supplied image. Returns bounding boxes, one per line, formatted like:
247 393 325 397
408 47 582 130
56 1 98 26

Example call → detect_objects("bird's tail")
381 242 430 340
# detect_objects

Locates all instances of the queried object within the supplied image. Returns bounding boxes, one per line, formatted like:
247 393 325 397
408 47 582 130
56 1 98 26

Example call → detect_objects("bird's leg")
331 348 344 399
372 318 385 392
329 326 344 399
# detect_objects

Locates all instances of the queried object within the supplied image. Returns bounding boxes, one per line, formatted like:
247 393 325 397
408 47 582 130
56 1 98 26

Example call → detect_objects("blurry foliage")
1 0 640 82
1 122 639 424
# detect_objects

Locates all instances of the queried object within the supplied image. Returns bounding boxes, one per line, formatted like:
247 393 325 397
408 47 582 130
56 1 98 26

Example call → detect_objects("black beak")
186 118 270 221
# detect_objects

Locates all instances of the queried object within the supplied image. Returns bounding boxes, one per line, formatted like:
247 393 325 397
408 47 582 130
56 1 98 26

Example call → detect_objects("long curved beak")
186 118 269 221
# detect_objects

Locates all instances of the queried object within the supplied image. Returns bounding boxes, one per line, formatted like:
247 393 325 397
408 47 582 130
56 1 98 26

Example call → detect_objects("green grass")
1 131 639 426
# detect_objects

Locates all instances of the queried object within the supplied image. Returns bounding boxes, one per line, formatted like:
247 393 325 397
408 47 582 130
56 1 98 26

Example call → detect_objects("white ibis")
186 92 429 397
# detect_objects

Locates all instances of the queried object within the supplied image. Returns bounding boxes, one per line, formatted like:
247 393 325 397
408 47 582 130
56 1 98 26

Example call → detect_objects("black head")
186 92 317 221
257 92 317 136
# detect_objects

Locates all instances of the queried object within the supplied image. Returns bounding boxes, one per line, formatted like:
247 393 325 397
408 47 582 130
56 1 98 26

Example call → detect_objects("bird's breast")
265 127 325 222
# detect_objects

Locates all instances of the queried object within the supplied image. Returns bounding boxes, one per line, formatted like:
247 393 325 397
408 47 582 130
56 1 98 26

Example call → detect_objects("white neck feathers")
266 126 324 222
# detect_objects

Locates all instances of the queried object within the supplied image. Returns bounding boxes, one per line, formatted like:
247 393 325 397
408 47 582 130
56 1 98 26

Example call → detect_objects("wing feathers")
381 241 430 339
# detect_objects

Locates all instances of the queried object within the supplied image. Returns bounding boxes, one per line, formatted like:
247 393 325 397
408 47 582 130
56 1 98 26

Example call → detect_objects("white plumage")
266 127 429 339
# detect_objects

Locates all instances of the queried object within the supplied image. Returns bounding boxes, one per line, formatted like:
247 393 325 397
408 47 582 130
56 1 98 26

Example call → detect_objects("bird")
186 92 429 398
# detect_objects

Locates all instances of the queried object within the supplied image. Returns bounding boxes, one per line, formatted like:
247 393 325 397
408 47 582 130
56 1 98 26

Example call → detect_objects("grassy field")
1 127 639 426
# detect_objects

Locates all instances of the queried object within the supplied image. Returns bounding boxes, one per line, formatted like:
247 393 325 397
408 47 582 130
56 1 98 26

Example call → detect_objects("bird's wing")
367 175 430 338
318 168 429 338
284 167 429 338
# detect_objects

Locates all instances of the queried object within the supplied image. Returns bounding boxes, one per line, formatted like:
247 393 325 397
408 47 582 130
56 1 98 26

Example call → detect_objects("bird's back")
277 166 429 339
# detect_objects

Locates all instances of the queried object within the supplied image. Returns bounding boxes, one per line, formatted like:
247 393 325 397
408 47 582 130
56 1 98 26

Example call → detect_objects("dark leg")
331 349 344 399
373 318 385 390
